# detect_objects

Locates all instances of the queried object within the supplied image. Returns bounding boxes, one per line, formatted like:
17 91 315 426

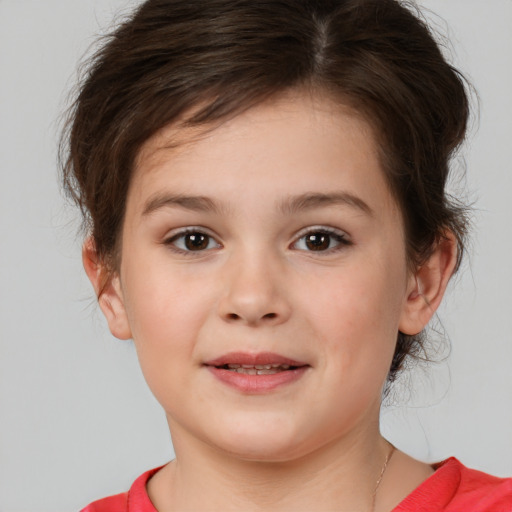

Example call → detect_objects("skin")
84 91 457 511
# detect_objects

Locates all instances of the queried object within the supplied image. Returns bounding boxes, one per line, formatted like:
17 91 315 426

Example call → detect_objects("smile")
217 363 294 375
204 352 310 393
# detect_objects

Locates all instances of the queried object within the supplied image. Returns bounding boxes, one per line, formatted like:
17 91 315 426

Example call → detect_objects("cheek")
124 257 213 333
120 262 215 396
298 254 407 363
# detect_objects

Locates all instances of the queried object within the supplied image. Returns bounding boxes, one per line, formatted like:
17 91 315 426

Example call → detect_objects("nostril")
225 312 277 321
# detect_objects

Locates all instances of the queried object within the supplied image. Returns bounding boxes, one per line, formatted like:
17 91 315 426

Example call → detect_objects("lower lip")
206 366 309 393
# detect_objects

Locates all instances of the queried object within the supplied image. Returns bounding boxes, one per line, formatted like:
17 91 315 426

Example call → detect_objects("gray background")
0 1 511 510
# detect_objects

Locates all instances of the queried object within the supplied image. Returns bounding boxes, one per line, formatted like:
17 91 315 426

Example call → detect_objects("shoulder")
394 457 512 512
80 467 162 512
450 459 512 511
80 492 128 512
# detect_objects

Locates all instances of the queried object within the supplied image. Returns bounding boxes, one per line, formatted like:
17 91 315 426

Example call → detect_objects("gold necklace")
370 444 395 512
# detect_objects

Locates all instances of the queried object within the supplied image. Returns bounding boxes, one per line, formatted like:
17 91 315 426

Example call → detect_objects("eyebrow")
142 193 221 216
278 192 374 217
142 191 373 217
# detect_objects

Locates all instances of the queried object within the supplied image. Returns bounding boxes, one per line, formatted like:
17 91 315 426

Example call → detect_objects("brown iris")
184 233 209 250
305 233 330 251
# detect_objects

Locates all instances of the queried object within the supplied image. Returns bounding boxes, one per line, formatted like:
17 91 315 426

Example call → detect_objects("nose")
217 250 291 327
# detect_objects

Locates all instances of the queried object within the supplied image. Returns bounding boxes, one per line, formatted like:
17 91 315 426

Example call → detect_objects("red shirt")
81 458 512 511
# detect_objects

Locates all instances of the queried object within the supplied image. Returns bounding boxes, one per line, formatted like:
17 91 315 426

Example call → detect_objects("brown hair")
61 0 470 382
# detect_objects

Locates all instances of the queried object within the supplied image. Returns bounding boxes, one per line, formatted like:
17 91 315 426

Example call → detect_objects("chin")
206 419 318 463
221 440 306 463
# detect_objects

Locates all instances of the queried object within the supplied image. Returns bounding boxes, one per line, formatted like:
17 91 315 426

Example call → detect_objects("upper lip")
204 351 309 367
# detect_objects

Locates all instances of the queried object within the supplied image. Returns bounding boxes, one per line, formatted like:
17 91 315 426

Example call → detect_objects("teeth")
257 369 281 375
226 363 291 370
235 368 282 375
223 365 294 374
237 368 258 375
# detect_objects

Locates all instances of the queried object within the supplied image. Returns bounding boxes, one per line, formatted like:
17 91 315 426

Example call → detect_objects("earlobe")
82 237 132 340
399 233 458 335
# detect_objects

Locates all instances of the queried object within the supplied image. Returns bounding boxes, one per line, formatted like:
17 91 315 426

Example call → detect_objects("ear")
82 237 132 340
399 232 458 336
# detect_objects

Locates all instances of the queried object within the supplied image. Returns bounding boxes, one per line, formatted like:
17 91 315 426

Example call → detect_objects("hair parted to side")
60 0 471 383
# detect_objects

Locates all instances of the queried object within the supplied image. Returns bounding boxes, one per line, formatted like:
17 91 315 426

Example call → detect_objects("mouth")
204 351 308 371
203 352 310 392
213 363 300 375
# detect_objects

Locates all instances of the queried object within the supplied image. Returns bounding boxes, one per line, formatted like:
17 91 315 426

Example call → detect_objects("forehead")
128 92 397 217
136 91 372 162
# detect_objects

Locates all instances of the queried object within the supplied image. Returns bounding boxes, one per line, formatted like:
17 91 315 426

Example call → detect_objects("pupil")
306 233 329 251
185 233 208 250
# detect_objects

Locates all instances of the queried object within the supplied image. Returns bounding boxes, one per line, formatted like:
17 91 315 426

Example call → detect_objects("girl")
60 0 512 510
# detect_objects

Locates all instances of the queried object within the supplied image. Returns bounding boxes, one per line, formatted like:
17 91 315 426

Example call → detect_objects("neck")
149 421 392 512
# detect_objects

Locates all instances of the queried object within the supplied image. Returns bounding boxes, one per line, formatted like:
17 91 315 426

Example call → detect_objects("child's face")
107 93 418 460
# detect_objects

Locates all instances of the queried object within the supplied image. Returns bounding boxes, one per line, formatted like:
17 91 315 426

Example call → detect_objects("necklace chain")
370 444 395 512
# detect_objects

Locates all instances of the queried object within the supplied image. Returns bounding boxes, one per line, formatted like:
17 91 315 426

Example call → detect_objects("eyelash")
163 227 221 254
291 226 352 254
163 226 351 255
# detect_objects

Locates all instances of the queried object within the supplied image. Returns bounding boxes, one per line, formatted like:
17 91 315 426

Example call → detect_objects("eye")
292 228 350 252
165 229 220 252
